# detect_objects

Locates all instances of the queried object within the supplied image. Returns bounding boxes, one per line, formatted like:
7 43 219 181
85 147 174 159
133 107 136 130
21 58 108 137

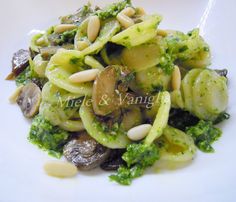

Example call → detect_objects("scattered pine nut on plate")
44 161 78 178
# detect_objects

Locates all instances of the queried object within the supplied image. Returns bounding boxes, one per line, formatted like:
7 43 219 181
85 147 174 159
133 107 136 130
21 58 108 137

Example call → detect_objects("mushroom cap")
63 132 110 170
12 49 30 76
17 82 42 118
6 49 30 80
92 65 130 116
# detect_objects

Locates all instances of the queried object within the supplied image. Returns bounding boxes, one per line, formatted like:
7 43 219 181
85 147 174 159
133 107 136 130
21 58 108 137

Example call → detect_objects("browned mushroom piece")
100 149 125 171
17 83 42 118
63 132 110 170
92 65 131 116
6 49 30 80
60 5 93 25
215 69 228 78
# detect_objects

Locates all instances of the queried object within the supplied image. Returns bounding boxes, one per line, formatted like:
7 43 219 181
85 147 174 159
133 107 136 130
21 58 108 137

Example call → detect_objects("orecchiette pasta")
171 69 228 121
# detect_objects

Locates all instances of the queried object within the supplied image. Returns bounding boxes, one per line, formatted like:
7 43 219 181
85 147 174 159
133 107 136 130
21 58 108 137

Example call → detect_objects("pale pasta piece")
45 49 93 95
159 126 196 162
131 66 171 95
59 120 85 132
111 15 162 47
42 82 83 104
172 69 228 121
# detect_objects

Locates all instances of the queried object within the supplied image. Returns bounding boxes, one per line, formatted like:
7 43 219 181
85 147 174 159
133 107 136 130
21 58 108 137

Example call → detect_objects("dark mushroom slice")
63 132 110 170
215 69 228 78
100 149 125 171
31 77 48 90
60 5 93 25
6 49 30 80
168 108 199 131
92 65 131 116
17 82 42 118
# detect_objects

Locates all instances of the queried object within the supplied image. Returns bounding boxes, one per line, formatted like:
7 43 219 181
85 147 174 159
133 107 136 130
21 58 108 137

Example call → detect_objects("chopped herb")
28 115 70 158
203 46 210 52
15 66 48 89
15 66 32 86
49 29 77 46
110 143 159 185
164 28 210 66
186 120 222 153
179 45 188 52
70 57 81 65
96 0 131 20
60 29 77 43
159 54 175 74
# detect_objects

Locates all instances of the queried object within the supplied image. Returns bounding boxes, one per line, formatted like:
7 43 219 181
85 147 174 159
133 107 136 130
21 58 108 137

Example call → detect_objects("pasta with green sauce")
6 0 229 185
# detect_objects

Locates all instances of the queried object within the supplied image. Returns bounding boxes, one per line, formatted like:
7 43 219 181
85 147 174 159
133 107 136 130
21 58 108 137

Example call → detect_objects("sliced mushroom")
63 132 110 170
92 65 131 116
215 69 228 78
6 49 30 80
100 149 125 171
17 83 42 118
60 5 93 25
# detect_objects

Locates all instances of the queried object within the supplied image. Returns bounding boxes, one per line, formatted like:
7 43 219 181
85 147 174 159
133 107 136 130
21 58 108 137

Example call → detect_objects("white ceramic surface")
0 0 235 202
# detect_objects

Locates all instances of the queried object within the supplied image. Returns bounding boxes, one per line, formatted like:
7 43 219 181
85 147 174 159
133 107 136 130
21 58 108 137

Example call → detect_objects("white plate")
0 0 235 202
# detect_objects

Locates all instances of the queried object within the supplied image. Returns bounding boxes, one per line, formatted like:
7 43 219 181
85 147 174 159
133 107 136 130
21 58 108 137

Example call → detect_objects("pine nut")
54 24 78 34
87 16 100 42
69 69 100 83
116 13 134 29
136 7 146 16
76 40 90 51
127 124 152 141
172 65 181 90
121 7 136 17
157 29 168 37
9 85 24 103
44 161 78 178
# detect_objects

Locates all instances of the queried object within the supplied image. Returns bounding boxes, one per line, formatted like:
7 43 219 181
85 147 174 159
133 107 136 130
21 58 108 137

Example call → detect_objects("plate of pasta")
0 0 235 201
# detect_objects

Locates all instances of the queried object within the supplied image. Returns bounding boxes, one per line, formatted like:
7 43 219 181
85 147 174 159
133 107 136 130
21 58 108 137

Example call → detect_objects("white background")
0 0 235 201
